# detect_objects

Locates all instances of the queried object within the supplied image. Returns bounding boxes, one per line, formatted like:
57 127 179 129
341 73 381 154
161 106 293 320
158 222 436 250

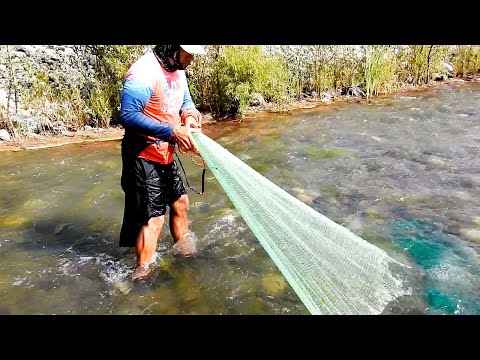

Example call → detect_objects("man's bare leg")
170 194 196 257
132 215 164 279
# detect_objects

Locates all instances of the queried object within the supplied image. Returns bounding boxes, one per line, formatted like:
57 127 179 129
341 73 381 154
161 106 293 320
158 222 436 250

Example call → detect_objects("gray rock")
342 86 365 97
460 229 480 243
442 61 454 73
14 51 27 59
320 92 334 102
15 45 36 56
249 93 266 106
0 129 11 141
0 88 7 107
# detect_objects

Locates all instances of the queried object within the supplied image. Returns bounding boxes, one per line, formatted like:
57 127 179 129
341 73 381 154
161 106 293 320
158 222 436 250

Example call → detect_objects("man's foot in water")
173 232 197 257
131 263 154 280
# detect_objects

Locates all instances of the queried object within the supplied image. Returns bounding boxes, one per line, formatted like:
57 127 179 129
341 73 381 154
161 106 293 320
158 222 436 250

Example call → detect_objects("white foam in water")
429 262 478 289
58 252 133 284
205 214 248 249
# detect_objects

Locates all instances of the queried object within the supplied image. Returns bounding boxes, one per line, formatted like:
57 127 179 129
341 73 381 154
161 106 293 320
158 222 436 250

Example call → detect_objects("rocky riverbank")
3 77 476 153
1 44 476 152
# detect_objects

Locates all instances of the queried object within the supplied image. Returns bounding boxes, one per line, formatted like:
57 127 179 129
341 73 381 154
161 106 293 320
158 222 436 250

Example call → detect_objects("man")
119 45 206 280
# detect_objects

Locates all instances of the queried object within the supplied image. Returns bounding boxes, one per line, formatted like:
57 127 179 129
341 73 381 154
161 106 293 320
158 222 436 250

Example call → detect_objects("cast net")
193 132 409 314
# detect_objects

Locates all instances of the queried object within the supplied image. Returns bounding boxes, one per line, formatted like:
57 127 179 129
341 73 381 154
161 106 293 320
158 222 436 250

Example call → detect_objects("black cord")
174 148 205 195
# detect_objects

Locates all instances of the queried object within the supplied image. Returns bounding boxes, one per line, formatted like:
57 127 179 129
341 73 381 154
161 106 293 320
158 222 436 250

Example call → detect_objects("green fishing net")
193 132 409 314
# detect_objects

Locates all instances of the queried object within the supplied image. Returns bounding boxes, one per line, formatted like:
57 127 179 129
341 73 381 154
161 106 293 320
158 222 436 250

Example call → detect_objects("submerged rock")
111 280 133 295
261 273 288 296
460 229 480 243
1 215 29 228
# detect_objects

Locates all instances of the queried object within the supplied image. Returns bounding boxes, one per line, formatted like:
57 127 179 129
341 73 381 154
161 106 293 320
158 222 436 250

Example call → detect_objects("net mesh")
193 132 409 315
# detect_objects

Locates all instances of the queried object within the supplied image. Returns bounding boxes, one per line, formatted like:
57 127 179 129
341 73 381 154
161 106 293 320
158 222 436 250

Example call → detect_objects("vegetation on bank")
1 45 479 138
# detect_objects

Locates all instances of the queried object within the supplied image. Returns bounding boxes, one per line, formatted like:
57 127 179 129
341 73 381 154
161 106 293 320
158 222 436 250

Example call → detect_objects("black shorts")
119 156 187 247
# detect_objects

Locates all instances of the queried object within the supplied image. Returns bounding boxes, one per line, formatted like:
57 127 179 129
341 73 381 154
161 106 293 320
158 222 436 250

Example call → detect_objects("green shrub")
188 45 291 116
452 45 480 76
399 45 450 85
363 45 398 101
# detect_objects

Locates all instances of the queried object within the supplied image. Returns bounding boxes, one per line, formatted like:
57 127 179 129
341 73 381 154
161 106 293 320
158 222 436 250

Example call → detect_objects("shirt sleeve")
120 78 173 140
180 81 196 113
179 75 202 126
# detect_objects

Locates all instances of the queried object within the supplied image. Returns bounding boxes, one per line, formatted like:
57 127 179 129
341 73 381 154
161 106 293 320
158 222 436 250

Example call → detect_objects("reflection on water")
1 81 479 314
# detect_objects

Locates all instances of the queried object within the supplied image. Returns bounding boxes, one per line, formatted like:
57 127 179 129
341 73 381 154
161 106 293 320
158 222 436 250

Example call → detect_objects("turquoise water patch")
390 219 452 270
390 218 480 314
426 289 458 314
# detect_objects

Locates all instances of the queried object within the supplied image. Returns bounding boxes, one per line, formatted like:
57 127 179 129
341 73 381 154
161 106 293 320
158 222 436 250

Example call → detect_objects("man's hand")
171 124 200 155
185 115 202 130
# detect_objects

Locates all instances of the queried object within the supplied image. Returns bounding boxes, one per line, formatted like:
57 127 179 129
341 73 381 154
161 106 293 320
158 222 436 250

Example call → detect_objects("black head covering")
153 45 183 72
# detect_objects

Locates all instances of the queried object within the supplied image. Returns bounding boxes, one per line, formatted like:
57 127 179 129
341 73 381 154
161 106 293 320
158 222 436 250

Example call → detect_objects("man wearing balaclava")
118 45 206 280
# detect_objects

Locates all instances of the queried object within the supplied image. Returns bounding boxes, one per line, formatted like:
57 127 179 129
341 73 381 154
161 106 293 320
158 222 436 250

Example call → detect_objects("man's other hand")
171 124 200 155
